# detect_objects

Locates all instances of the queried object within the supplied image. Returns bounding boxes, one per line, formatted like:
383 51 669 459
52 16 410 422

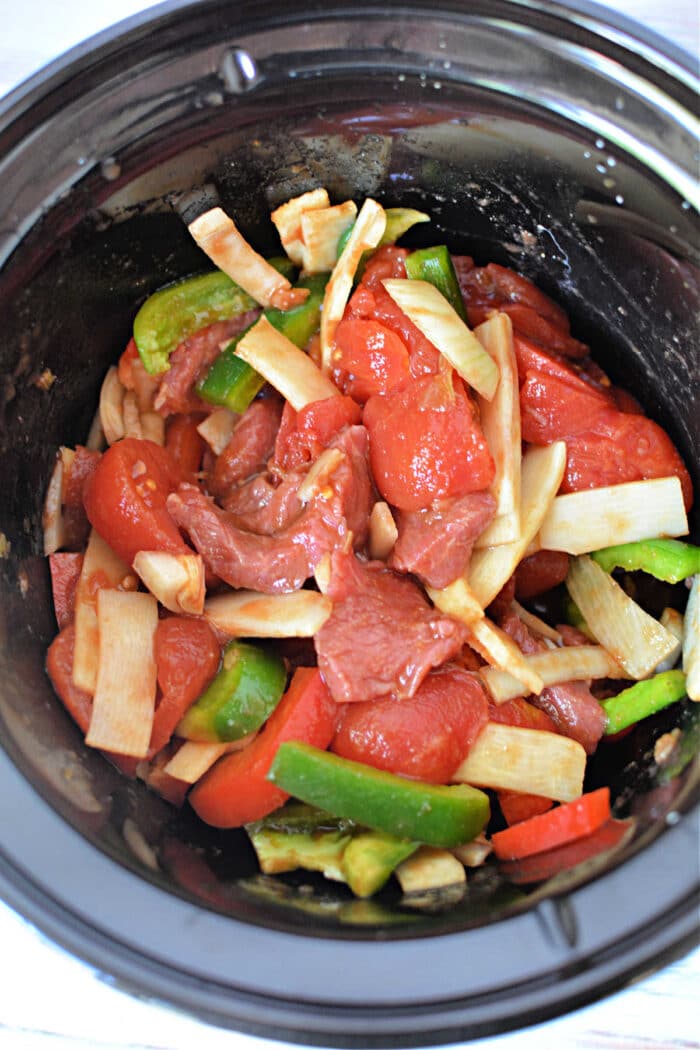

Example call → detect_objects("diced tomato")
514 550 570 601
165 413 206 481
45 625 137 777
334 318 410 402
491 787 611 860
273 394 362 471
562 408 693 510
468 302 588 359
519 369 612 444
347 248 441 377
364 372 495 511
499 817 633 883
189 667 337 827
498 790 554 826
360 244 408 286
49 552 84 629
149 617 221 757
46 625 92 734
83 437 191 565
62 446 101 507
488 697 558 734
332 664 489 783
117 338 140 389
513 335 612 394
459 263 571 332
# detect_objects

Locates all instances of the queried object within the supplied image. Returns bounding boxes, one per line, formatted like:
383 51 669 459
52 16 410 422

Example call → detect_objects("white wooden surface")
1 2 698 1048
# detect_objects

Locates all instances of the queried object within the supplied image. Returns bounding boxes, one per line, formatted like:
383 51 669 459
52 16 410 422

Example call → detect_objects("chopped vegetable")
682 575 700 701
491 788 610 860
300 200 357 273
453 723 587 802
163 738 253 783
268 742 491 848
271 187 331 266
196 273 329 413
133 271 256 375
235 316 339 410
43 453 65 556
188 206 308 310
368 501 398 560
538 476 689 555
248 825 351 881
196 407 239 455
342 831 418 897
468 441 567 609
499 817 635 885
204 589 332 639
73 529 135 695
99 366 126 444
190 668 337 827
656 607 684 672
566 555 680 679
132 551 205 616
394 846 466 894
592 537 700 584
320 198 386 372
481 644 629 704
468 617 545 696
296 447 346 504
177 641 286 743
382 278 500 400
473 312 521 547
601 670 688 734
85 589 158 758
405 245 467 319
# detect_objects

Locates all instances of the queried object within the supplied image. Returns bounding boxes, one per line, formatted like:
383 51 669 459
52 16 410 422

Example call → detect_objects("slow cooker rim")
0 0 697 131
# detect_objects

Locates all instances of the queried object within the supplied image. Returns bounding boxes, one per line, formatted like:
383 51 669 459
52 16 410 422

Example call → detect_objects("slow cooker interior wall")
0 75 698 934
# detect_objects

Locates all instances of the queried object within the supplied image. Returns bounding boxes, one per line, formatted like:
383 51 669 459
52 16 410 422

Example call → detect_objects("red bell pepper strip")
149 617 221 758
491 787 611 860
499 817 634 884
189 667 337 828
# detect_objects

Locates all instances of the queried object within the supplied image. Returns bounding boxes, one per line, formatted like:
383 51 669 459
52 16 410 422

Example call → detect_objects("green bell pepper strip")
342 831 418 898
132 257 295 377
405 245 468 321
247 826 352 881
591 539 700 584
601 670 687 735
177 640 286 743
267 742 490 848
196 272 329 413
133 271 257 376
247 800 359 835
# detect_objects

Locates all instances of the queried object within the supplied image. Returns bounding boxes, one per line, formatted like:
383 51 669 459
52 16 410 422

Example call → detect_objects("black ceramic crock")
0 1 698 1044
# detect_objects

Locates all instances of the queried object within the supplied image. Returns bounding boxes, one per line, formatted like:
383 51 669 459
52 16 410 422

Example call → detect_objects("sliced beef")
498 608 605 754
224 424 372 544
154 311 260 416
168 483 330 592
223 472 304 535
167 427 372 594
390 490 496 588
533 680 607 755
315 551 468 704
208 397 283 499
